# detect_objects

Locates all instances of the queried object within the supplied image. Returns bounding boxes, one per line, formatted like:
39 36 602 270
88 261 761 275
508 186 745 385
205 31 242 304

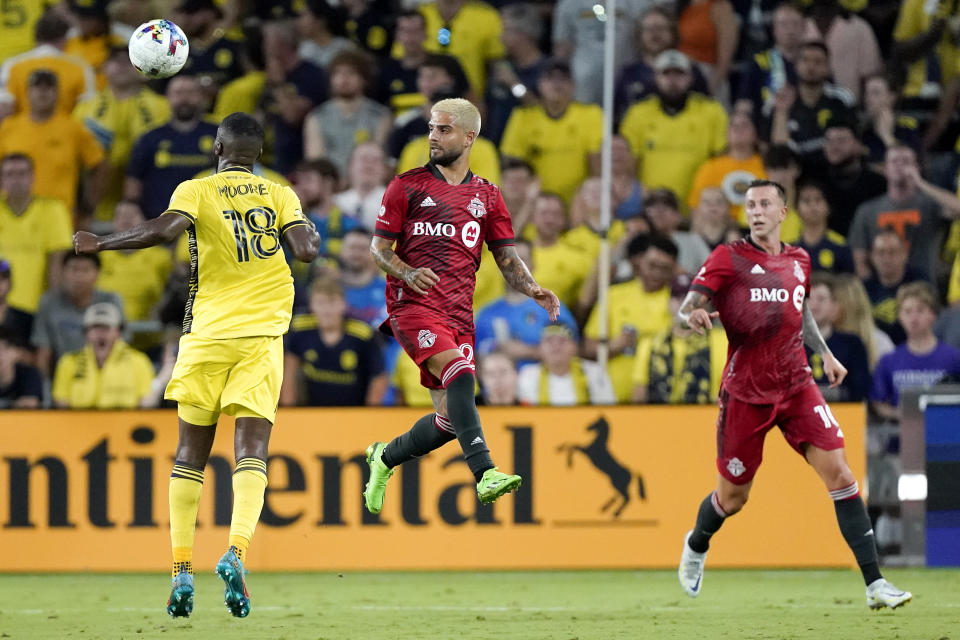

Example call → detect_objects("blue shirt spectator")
476 297 577 369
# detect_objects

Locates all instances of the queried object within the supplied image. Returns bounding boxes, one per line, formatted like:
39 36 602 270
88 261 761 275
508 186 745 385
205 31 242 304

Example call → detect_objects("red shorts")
716 382 845 485
383 313 475 389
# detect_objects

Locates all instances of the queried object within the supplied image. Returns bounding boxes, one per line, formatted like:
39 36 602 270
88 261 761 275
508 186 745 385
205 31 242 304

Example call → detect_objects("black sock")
381 414 455 468
688 492 727 553
834 495 882 586
446 372 494 482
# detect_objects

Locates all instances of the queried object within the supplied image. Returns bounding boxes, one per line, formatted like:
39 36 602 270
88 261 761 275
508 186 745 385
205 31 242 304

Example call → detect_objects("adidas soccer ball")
128 19 189 79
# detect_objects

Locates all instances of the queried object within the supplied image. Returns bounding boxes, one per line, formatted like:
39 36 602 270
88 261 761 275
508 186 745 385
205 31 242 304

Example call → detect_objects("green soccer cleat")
363 442 394 514
166 570 194 618
215 547 251 618
476 467 522 504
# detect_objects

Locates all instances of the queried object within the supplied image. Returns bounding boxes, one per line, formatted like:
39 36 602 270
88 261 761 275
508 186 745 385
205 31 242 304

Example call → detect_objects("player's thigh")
423 332 476 380
220 336 284 423
715 389 777 485
777 383 846 460
804 444 856 491
389 315 470 389
165 334 234 414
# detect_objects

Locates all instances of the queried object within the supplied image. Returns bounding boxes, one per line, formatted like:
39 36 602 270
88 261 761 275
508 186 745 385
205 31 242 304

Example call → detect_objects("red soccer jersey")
691 239 813 403
374 164 515 332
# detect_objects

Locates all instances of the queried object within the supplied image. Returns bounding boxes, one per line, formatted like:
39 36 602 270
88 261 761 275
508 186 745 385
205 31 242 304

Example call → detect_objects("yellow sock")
169 463 204 576
229 458 268 563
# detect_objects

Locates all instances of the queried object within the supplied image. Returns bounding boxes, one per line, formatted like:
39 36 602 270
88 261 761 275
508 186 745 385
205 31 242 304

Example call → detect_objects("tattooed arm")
492 244 560 320
802 300 847 388
370 235 439 295
676 290 718 335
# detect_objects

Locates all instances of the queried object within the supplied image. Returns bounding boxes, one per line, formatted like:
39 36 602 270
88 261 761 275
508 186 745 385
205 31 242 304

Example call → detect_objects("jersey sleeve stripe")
374 229 399 240
690 283 715 297
280 220 309 234
166 209 196 222
487 237 514 248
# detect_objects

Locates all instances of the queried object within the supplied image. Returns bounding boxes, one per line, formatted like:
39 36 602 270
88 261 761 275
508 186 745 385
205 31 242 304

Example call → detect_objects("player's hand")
686 309 718 335
403 267 439 295
73 231 100 254
532 286 560 321
823 352 848 388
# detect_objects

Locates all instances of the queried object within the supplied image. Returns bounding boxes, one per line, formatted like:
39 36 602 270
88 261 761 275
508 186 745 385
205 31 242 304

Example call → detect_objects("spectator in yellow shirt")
52 302 155 409
528 193 593 310
0 69 108 217
64 1 123 91
501 59 603 203
419 0 505 97
0 153 73 313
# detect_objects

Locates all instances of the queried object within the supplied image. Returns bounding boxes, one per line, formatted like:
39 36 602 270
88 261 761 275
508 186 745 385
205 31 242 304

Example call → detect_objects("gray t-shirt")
672 231 712 276
298 38 356 70
31 290 125 360
848 191 945 279
306 98 390 175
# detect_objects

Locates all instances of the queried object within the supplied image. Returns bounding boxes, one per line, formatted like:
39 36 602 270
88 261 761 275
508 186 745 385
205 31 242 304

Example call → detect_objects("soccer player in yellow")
73 113 320 619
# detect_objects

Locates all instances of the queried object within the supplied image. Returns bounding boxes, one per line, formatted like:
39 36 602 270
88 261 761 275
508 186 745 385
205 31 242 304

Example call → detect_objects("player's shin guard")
229 457 268 563
831 482 882 585
169 461 204 576
442 359 494 482
688 491 728 553
381 413 457 468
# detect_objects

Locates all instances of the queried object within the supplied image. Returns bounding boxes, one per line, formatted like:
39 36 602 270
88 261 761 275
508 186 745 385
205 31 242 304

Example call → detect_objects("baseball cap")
654 49 692 73
83 303 123 329
28 69 58 87
0 259 10 278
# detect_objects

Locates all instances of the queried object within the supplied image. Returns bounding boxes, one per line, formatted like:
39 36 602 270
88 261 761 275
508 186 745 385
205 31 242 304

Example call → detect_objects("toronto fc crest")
793 259 805 283
418 329 437 348
467 195 486 218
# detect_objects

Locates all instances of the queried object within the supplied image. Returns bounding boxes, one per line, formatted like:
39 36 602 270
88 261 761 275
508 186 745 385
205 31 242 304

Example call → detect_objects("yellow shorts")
165 334 283 424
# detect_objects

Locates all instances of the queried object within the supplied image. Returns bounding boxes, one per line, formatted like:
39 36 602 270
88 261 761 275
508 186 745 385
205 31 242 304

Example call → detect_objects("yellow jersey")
52 340 155 409
0 1 55 62
213 72 266 121
473 245 505 311
531 241 593 309
584 279 673 403
0 43 95 114
894 0 960 98
0 196 73 312
500 102 603 203
65 33 125 90
0 111 105 212
620 94 728 202
166 168 309 339
687 154 767 221
392 352 433 407
97 247 173 321
398 134 502 186
419 1 504 96
563 222 626 264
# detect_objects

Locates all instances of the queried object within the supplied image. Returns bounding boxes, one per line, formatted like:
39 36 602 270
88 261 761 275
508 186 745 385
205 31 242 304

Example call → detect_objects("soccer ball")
128 19 189 79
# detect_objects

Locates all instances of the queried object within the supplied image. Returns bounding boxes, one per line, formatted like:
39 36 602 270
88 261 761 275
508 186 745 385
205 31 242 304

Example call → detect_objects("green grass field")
0 569 954 639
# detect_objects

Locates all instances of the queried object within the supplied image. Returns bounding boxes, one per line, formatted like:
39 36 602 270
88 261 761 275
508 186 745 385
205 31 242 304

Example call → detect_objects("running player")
363 98 559 512
73 113 319 619
675 179 911 609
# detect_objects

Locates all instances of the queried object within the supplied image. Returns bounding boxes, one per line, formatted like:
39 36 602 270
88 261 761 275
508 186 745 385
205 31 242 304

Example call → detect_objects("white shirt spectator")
517 358 615 406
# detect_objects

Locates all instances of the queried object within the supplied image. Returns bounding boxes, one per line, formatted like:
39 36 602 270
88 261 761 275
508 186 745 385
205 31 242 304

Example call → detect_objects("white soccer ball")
128 19 189 79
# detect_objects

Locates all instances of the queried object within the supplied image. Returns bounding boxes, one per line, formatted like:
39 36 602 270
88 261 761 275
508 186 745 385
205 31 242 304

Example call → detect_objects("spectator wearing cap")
802 0 881 102
501 59 603 204
631 273 727 404
0 153 73 314
375 11 428 116
0 327 42 409
766 41 856 175
124 75 218 219
65 0 124 91
734 2 803 120
584 233 677 403
31 252 124 377
0 261 33 348
52 302 155 409
476 240 578 369
477 351 520 406
0 69 108 217
794 180 855 274
0 10 95 117
297 0 357 70
518 323 614 406
74 46 171 223
687 108 766 225
642 188 711 276
173 0 244 88
620 50 727 205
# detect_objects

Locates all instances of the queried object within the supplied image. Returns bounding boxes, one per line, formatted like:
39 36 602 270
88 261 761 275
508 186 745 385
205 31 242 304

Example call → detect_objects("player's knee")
174 443 209 469
440 356 475 390
717 486 750 515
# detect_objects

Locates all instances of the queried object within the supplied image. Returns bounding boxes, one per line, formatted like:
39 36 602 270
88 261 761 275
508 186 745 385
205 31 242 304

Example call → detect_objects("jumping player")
675 179 911 609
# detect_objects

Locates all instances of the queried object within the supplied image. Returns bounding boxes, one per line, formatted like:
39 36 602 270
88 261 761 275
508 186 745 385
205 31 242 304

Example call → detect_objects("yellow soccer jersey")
473 245 505 310
165 168 310 339
531 242 593 309
52 341 155 409
419 1 504 96
0 196 73 312
500 102 603 203
98 247 173 321
0 44 95 114
213 72 266 121
0 1 56 62
398 134 502 186
563 222 626 264
894 0 960 97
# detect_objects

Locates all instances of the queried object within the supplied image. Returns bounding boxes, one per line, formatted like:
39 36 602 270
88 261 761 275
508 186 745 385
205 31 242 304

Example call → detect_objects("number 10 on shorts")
814 404 843 436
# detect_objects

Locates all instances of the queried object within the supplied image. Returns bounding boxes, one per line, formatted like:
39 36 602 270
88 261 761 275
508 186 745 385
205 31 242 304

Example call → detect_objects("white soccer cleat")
866 578 912 610
678 530 707 597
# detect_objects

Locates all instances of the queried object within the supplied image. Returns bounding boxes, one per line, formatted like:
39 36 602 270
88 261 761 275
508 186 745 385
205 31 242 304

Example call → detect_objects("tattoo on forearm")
802 302 829 354
372 245 414 283
677 291 709 327
492 246 539 296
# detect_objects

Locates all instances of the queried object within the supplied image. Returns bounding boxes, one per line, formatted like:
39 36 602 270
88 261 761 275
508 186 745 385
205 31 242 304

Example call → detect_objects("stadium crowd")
1 0 960 448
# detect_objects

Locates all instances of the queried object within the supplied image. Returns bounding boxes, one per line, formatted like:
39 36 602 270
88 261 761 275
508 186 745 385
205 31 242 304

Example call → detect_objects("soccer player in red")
676 180 911 609
362 98 560 510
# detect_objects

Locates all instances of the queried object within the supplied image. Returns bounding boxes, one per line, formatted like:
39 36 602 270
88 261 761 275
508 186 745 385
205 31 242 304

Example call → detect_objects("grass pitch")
0 569 954 639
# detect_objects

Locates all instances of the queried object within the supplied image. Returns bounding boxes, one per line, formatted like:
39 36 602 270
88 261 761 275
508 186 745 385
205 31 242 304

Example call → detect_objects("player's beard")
430 146 463 167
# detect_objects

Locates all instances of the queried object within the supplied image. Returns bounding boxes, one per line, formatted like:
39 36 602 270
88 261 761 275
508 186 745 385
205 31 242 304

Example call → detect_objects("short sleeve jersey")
166 168 309 338
374 163 514 333
691 239 813 403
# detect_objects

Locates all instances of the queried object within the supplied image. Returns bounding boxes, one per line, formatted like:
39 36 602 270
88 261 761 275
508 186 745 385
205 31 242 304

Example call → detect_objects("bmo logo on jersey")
750 285 805 311
411 220 481 248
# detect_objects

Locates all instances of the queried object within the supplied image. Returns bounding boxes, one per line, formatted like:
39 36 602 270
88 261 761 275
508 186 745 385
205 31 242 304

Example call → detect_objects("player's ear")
213 139 223 157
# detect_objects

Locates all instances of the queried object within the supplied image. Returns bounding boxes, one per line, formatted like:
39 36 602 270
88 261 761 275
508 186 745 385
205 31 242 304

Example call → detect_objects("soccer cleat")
866 578 912 610
166 570 194 618
476 468 522 504
363 442 394 514
678 530 707 597
215 547 251 618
